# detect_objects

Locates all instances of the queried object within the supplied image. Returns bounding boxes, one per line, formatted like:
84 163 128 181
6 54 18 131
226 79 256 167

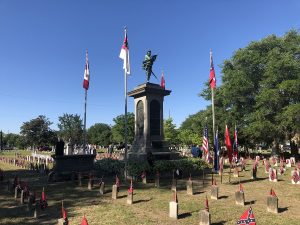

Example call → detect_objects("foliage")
57 113 83 144
127 157 151 177
163 118 179 145
196 30 300 148
153 158 209 174
94 158 125 175
20 115 57 148
111 113 134 144
87 123 111 146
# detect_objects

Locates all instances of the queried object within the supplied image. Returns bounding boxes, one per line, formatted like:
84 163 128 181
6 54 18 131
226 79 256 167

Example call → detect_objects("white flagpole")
124 27 128 179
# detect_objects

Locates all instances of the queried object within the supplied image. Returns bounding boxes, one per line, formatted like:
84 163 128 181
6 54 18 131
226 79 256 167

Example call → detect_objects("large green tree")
57 113 83 144
111 113 134 144
163 118 179 145
87 123 111 146
20 115 56 148
200 30 300 151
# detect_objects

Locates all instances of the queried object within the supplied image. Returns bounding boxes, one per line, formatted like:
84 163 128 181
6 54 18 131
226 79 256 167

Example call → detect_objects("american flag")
233 125 238 158
202 123 209 156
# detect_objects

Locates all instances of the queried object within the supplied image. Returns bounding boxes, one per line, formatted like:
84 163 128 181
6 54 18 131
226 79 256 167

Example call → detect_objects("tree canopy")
111 113 134 144
87 123 111 146
57 113 83 144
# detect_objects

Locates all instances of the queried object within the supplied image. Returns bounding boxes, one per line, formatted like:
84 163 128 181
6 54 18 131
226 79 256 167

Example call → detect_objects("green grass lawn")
0 151 300 224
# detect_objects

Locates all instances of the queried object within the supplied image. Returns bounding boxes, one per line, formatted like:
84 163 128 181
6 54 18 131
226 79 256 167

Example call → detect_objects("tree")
200 30 300 152
163 118 179 145
87 123 112 146
111 113 134 144
57 113 83 144
20 115 56 148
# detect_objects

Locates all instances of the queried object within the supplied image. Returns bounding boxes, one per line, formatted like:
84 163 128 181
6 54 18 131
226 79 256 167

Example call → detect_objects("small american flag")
202 123 209 157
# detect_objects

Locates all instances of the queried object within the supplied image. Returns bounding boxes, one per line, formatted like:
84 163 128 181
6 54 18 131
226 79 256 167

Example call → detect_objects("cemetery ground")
1 152 300 224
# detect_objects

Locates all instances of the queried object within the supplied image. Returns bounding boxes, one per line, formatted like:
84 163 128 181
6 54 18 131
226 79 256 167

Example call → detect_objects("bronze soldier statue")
142 50 157 82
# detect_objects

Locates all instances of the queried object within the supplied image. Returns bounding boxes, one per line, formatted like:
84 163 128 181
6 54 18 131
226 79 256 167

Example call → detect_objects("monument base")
128 152 179 161
49 154 95 181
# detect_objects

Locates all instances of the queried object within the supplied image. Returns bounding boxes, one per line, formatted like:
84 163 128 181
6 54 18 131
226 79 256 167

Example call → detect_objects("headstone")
78 172 82 187
15 186 19 199
88 177 93 190
211 185 218 200
57 218 66 225
186 179 194 195
141 172 147 184
20 190 24 204
127 191 133 205
33 203 39 218
251 167 257 180
99 182 105 195
286 159 291 168
291 169 300 184
112 184 118 200
155 173 160 188
267 196 278 213
235 191 245 206
290 157 295 165
169 201 178 219
199 210 211 225
171 179 177 191
269 168 277 182
233 167 239 178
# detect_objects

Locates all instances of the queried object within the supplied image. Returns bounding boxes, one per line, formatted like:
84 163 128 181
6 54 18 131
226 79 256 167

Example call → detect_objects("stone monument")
128 82 178 160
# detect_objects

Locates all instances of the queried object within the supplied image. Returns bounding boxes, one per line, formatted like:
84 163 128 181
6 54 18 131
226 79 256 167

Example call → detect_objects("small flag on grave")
173 190 178 203
81 215 89 225
270 188 276 197
237 207 256 225
40 187 48 210
128 178 133 194
61 201 68 224
205 195 209 212
115 175 120 188
239 183 244 193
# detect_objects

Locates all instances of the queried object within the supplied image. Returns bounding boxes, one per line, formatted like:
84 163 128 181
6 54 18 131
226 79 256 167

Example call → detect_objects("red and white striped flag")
202 123 209 158
119 28 130 74
83 50 90 90
160 71 165 89
209 50 216 89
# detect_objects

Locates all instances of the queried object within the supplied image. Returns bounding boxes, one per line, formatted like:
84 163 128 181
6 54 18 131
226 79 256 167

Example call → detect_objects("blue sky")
0 0 299 134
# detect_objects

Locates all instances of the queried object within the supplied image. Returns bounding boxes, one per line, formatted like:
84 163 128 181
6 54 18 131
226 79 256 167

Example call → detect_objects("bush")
127 157 151 177
94 158 125 176
153 158 210 174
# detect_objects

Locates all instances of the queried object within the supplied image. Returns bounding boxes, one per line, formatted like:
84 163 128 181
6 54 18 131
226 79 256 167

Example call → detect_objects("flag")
237 207 256 225
225 125 233 164
214 129 219 171
205 195 209 212
83 50 90 90
81 215 89 225
115 175 120 188
62 207 68 220
119 28 130 74
233 125 238 158
202 123 209 158
40 188 48 210
239 183 244 192
161 71 165 89
270 188 276 197
128 178 133 194
209 50 216 89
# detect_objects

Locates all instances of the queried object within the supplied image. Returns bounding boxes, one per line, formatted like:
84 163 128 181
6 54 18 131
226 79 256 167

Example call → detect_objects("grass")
0 151 300 224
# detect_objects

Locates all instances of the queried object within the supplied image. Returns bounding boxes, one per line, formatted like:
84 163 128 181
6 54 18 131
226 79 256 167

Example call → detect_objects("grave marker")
269 168 277 182
267 188 278 213
169 191 178 219
199 196 211 225
186 175 194 195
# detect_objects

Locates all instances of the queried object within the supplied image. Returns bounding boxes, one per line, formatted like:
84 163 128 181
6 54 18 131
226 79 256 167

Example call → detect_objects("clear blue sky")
0 0 299 134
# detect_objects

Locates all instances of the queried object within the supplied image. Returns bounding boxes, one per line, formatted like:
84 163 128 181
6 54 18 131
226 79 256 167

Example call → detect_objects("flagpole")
83 89 87 152
123 27 128 179
124 66 128 179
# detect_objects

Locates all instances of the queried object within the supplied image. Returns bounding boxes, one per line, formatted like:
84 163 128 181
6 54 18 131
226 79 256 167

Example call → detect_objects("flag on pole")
233 125 238 159
40 187 48 210
225 125 233 164
119 28 130 74
83 50 90 90
237 207 256 225
209 50 216 89
202 123 209 160
160 71 165 89
214 129 219 171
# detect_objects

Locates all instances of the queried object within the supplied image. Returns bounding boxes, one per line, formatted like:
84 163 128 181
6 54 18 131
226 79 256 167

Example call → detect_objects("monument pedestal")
128 83 179 160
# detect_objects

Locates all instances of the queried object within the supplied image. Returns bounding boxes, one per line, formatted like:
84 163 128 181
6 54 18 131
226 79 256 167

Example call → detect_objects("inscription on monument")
136 100 144 137
150 100 160 136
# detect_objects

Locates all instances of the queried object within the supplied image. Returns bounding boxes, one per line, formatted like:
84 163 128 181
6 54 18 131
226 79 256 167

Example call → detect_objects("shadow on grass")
178 212 192 219
212 221 226 225
245 200 256 205
218 195 229 199
134 198 151 204
229 177 268 184
279 207 289 213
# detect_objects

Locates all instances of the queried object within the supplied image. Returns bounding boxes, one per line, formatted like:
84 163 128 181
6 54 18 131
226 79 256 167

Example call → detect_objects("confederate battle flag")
237 207 256 225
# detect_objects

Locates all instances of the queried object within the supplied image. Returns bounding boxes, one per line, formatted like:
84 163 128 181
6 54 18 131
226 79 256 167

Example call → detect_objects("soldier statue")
142 50 158 82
